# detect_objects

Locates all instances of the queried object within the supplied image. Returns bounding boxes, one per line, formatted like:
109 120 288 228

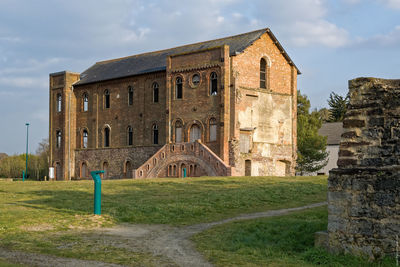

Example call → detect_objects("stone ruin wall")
328 77 400 259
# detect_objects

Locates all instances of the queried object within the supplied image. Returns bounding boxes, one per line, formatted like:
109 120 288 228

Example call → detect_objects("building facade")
49 28 300 180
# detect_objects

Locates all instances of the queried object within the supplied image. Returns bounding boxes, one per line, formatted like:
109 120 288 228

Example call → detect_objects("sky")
0 0 399 155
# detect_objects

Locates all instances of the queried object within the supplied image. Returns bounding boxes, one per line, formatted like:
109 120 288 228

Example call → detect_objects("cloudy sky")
0 0 399 155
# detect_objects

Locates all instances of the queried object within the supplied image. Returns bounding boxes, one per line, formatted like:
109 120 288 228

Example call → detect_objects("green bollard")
22 171 25 182
90 170 104 215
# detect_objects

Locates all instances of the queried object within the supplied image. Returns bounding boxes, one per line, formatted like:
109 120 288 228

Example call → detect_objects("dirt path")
1 202 327 267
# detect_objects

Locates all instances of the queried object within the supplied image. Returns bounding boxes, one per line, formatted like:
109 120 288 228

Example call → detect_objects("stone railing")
133 140 231 178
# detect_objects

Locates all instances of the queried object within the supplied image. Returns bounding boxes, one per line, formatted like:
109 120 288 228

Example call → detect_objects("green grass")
0 258 23 267
0 175 327 265
193 207 396 266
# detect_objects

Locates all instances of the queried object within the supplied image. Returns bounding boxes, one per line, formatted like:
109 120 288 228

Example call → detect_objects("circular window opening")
192 74 200 87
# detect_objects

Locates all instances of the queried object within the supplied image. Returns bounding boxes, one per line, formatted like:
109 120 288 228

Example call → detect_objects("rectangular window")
210 124 217 141
240 133 250 153
176 128 182 143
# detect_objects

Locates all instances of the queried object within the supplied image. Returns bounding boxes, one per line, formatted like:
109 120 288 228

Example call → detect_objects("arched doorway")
181 163 187 178
245 160 251 176
125 161 132 178
81 162 88 178
55 162 62 180
190 124 201 142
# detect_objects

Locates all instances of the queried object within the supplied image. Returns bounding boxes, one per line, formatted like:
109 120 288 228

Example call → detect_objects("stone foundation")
328 78 400 259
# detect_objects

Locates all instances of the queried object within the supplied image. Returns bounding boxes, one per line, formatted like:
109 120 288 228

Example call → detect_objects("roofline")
74 69 166 87
265 29 301 75
94 28 270 65
50 70 80 76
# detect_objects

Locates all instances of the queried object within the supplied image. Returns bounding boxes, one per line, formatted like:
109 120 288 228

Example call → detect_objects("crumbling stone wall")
328 78 400 259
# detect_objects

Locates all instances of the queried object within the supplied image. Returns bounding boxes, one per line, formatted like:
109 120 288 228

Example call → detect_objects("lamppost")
23 123 29 182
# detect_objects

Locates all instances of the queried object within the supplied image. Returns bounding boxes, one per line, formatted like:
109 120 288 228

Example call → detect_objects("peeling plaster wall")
231 33 296 176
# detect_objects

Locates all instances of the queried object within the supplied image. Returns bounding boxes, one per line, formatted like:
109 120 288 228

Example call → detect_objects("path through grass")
0 176 327 265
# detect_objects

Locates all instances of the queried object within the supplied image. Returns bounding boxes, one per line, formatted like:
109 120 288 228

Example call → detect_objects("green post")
183 168 187 178
24 123 29 182
90 170 104 215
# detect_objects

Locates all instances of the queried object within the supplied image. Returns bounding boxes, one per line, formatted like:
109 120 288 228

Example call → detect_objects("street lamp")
23 123 29 182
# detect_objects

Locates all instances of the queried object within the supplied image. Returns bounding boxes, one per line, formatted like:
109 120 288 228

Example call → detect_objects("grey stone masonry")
328 78 400 259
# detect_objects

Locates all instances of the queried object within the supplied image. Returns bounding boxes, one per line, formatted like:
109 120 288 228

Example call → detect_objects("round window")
192 74 200 87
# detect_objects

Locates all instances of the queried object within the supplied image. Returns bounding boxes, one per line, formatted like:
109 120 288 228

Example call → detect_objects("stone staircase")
133 140 232 178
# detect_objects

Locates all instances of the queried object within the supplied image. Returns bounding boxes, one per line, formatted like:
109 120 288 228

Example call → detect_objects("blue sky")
0 0 399 155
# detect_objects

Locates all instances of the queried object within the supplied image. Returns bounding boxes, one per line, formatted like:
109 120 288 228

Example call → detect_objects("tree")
318 108 331 122
327 92 349 122
297 90 328 175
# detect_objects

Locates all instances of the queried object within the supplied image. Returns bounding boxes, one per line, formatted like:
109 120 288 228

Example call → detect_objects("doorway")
245 160 251 176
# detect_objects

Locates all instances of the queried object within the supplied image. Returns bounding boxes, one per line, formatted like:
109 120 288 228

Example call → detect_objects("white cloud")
353 25 400 48
0 76 47 89
379 0 400 9
292 20 349 47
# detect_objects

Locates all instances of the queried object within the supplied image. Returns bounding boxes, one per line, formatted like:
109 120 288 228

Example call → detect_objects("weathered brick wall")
230 32 297 176
328 77 400 259
167 47 225 158
74 145 161 179
49 71 80 180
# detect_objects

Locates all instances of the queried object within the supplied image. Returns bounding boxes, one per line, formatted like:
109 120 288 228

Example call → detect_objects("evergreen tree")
328 92 349 122
297 90 328 174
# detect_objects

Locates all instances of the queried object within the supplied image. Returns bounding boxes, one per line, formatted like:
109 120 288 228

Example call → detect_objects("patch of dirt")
20 224 54 232
1 202 327 267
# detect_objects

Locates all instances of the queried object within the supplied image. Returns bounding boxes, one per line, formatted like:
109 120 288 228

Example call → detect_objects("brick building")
49 28 300 180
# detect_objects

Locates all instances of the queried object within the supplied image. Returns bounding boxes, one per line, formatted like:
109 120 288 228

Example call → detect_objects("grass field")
0 175 392 266
193 207 396 266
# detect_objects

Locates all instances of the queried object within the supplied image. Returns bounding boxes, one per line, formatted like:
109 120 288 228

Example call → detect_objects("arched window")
210 72 218 95
82 129 88 148
128 86 134 106
209 118 217 142
127 126 133 146
260 58 267 89
83 93 89 112
104 89 110 109
153 82 159 103
56 130 62 148
104 127 110 147
175 77 183 99
152 124 159 144
57 93 62 112
175 120 183 143
190 124 201 142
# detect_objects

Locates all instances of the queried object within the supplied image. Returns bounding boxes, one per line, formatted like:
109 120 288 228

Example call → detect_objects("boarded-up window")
209 118 217 141
190 124 201 142
175 120 183 143
240 133 250 153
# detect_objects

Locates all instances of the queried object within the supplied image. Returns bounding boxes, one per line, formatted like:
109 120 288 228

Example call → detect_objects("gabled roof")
318 122 344 145
74 28 300 86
